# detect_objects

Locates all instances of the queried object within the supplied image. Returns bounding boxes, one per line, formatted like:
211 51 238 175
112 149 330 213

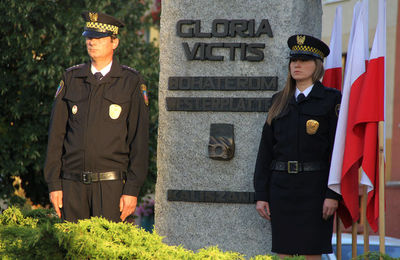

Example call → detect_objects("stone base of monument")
156 0 322 257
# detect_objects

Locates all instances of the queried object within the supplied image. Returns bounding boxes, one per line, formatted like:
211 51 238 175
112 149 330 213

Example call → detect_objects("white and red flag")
355 0 386 232
322 5 342 90
328 1 370 228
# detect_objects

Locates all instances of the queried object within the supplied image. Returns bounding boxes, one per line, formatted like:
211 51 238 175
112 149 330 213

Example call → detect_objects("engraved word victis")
306 119 319 135
109 104 122 119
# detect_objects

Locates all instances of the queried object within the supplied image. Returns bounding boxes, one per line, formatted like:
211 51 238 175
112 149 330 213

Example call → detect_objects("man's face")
85 36 119 61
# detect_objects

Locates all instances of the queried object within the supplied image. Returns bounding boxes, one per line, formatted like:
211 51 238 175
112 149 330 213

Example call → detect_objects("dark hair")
266 59 325 125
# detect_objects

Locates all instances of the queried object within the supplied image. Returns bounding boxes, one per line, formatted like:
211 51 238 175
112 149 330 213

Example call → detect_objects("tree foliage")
0 0 159 206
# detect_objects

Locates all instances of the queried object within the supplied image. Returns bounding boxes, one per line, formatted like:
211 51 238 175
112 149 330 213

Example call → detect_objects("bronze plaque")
208 123 234 160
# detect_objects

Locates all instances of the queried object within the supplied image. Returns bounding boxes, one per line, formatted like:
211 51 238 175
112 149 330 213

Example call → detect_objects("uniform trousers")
61 179 124 223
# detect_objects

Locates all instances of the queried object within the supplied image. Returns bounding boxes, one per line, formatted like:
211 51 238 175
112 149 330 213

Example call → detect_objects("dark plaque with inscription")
168 77 277 91
166 97 271 112
167 190 255 204
208 124 234 160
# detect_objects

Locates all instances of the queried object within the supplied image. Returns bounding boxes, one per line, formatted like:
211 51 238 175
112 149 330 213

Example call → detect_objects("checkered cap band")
86 22 118 35
292 45 324 59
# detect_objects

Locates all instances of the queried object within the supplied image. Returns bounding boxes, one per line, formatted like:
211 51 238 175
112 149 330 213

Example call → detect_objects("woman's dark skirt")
269 171 334 255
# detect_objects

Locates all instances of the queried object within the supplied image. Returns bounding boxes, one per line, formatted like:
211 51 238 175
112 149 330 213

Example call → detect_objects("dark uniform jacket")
44 59 149 197
254 81 341 202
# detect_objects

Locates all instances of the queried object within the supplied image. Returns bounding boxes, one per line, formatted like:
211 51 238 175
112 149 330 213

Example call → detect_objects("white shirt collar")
295 84 314 98
91 61 113 77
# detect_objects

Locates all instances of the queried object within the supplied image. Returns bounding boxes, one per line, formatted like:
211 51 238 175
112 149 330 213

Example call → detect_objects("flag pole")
378 121 385 256
352 221 358 258
362 185 369 258
336 215 342 260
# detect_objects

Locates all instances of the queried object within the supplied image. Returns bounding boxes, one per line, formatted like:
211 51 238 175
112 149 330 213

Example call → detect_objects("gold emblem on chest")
306 119 319 135
109 104 122 119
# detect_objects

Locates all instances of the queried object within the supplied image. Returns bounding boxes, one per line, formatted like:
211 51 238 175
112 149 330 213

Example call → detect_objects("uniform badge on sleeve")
109 104 122 119
54 80 64 98
335 104 340 117
141 84 149 106
306 119 319 135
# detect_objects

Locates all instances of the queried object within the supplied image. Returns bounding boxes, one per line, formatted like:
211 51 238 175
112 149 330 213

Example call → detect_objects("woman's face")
290 58 316 83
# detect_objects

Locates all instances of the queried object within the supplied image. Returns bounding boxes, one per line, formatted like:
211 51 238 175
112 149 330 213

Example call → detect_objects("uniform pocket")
63 91 89 123
300 104 329 135
103 92 131 123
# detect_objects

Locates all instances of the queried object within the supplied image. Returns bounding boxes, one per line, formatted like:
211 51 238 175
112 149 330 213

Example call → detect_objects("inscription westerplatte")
166 97 271 112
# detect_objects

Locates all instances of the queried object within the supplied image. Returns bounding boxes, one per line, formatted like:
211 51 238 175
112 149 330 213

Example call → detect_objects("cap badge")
297 35 306 45
89 12 98 22
109 104 122 119
54 80 64 98
141 84 149 106
306 119 319 135
72 105 78 115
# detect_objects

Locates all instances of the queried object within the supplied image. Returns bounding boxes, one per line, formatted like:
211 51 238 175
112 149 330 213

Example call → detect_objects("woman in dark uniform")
254 34 341 260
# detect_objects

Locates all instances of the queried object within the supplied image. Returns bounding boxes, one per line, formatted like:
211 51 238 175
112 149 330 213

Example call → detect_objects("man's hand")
322 198 338 220
256 200 271 220
49 190 63 218
119 195 138 221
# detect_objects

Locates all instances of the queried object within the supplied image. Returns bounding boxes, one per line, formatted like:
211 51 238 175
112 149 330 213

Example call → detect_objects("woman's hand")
256 201 271 220
322 198 338 220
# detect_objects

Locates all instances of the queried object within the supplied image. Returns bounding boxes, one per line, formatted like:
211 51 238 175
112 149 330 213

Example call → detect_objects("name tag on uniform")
109 104 122 119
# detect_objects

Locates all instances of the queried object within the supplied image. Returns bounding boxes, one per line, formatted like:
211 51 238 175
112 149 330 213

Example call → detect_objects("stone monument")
156 0 322 257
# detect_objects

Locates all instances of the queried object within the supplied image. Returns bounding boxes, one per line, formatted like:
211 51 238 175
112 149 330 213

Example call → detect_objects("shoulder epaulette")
121 65 139 74
324 86 341 94
66 63 85 72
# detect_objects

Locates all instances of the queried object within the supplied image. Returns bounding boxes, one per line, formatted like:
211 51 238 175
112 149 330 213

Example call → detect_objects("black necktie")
297 93 305 103
94 72 103 81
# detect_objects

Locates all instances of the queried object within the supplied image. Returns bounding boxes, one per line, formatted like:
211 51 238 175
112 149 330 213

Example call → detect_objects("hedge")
2 207 396 260
0 207 277 260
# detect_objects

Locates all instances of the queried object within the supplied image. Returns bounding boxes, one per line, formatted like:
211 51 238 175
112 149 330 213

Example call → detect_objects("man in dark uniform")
44 11 149 222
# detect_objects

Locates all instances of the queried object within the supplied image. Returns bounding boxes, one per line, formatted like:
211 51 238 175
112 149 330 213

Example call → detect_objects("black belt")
270 160 327 174
62 171 126 184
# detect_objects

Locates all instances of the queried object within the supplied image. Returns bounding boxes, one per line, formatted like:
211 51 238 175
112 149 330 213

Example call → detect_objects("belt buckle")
287 161 299 174
82 172 92 184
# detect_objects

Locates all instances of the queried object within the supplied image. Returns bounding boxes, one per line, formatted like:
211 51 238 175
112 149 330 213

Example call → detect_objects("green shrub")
355 251 399 260
0 207 64 259
4 207 396 259
0 207 248 259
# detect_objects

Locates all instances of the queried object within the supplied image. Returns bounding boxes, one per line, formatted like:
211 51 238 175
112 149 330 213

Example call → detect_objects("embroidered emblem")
109 104 122 119
297 35 306 45
54 80 64 98
89 12 98 22
335 103 340 117
306 119 319 135
141 84 149 106
72 105 78 115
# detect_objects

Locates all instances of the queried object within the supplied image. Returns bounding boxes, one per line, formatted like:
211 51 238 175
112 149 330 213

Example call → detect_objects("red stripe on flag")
322 67 342 90
340 73 366 223
354 56 385 232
